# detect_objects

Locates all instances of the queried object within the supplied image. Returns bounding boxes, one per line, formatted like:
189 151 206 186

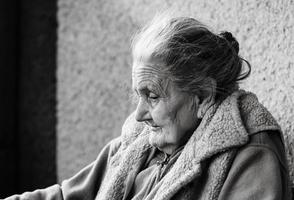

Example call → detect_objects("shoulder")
227 130 288 175
243 131 288 170
218 131 292 200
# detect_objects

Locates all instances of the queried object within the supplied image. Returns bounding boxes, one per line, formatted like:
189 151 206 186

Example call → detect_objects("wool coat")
5 90 292 200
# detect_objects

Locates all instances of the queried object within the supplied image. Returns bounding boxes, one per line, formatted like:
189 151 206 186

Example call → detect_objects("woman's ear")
197 78 216 119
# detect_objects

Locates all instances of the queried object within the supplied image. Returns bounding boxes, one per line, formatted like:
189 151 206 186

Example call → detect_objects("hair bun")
219 31 239 54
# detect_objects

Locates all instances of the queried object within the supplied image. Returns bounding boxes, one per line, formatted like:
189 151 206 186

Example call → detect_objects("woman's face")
132 58 200 154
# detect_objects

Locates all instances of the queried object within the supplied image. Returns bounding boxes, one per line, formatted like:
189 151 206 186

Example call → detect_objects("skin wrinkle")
132 64 170 98
132 58 201 155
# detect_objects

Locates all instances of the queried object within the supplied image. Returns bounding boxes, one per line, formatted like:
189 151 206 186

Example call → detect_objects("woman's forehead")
132 53 165 75
132 59 167 83
132 64 162 77
132 62 170 94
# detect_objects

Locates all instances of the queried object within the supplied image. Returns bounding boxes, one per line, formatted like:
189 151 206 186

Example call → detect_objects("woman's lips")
150 126 161 132
144 122 161 131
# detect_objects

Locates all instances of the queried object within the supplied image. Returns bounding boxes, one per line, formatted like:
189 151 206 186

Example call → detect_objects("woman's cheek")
150 108 163 125
152 102 169 125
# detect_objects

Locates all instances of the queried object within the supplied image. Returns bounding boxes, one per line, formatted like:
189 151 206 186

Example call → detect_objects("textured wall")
57 0 294 183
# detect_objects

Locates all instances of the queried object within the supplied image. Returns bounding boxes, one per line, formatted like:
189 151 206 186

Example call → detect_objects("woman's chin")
148 132 166 148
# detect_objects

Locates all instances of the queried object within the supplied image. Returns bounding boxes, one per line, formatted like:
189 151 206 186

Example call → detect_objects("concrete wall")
57 0 294 184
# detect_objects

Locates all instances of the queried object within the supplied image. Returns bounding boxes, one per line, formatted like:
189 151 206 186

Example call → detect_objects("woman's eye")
148 93 159 102
149 94 158 99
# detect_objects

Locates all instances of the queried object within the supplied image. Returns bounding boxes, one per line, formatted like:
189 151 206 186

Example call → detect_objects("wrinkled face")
132 58 200 154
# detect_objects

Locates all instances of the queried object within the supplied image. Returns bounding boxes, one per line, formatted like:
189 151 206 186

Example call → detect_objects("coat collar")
151 90 280 199
99 90 281 200
121 90 281 160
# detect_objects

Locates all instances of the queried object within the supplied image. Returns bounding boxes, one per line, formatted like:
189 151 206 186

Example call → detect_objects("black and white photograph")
0 0 293 199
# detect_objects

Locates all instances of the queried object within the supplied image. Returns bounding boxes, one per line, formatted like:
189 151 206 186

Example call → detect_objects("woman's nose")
135 98 150 122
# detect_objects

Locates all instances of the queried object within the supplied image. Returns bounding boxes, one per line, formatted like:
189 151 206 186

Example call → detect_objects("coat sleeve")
4 137 122 200
218 132 291 200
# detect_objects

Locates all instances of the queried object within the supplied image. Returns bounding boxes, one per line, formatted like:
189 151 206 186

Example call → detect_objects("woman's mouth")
144 122 161 131
150 126 161 132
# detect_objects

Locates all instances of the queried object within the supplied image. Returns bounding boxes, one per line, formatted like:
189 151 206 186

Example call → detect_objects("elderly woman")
6 14 292 200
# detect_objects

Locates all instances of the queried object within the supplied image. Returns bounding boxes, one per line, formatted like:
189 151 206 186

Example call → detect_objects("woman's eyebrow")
137 87 152 95
132 86 150 95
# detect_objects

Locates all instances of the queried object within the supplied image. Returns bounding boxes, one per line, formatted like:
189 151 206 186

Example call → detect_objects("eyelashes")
147 93 160 104
129 90 160 106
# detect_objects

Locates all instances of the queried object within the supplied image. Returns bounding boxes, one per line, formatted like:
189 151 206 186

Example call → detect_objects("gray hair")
132 13 251 101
